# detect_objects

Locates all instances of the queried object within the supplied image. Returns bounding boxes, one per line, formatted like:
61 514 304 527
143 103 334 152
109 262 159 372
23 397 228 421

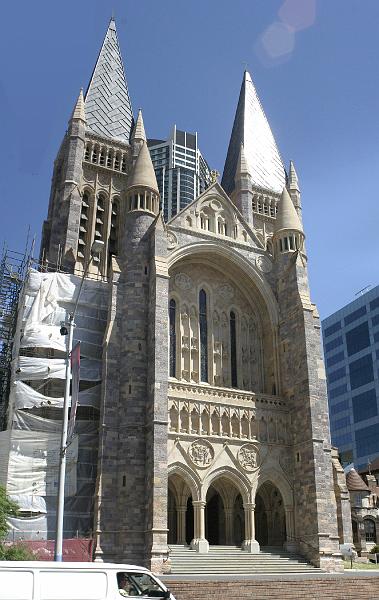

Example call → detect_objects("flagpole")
54 240 104 562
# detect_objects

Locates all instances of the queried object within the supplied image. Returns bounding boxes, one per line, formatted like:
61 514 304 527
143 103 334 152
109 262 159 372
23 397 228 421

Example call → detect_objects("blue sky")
0 0 378 318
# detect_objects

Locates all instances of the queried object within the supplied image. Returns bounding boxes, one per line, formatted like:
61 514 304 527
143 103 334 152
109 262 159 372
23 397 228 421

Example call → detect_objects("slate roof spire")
222 70 285 196
84 17 134 142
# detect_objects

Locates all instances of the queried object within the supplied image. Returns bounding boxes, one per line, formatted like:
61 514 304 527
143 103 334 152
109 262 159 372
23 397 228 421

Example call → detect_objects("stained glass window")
169 299 176 377
199 290 208 382
230 311 237 387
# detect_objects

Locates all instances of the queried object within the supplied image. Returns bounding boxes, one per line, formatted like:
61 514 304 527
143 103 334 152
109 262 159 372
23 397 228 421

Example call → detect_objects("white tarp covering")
7 515 47 540
10 381 101 410
12 411 98 435
0 430 78 496
9 494 47 513
20 324 67 352
13 357 102 382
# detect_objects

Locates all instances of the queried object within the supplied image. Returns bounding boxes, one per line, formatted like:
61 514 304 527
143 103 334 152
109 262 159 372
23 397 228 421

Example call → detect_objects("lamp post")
54 240 104 562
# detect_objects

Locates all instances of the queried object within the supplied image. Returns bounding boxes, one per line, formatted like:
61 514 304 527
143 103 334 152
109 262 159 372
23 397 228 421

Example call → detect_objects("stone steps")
168 545 320 574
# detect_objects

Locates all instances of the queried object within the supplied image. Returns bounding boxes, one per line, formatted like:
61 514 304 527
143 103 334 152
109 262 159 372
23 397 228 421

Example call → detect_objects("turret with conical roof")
273 186 304 256
126 134 160 216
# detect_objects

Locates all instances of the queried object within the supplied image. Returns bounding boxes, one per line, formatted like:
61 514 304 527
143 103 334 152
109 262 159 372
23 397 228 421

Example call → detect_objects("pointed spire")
84 17 133 142
275 187 303 233
70 89 86 122
222 70 285 195
131 109 146 143
235 143 250 179
127 141 159 193
288 160 300 192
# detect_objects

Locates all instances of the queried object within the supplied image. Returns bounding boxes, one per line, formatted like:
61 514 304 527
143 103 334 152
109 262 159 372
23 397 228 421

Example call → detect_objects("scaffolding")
0 242 33 429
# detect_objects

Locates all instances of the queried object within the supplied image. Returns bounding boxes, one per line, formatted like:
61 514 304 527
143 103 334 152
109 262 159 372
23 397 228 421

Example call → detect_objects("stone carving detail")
98 174 111 187
188 439 214 468
167 232 178 250
256 255 272 273
238 444 260 471
175 273 193 291
217 282 234 302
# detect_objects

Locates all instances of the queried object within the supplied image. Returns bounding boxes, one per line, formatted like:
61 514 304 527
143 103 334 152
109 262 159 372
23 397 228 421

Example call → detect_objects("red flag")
68 341 80 440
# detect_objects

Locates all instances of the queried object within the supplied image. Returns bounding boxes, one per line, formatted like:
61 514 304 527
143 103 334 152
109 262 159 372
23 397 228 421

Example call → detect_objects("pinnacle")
275 187 303 233
235 143 250 179
131 109 147 143
288 160 300 192
70 89 86 122
127 141 159 193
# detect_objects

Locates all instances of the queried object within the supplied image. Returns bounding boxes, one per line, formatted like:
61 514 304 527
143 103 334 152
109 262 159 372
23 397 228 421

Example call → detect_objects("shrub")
369 545 379 554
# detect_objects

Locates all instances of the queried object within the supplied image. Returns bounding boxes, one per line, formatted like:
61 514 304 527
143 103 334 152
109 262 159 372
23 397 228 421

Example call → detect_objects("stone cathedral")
37 18 348 572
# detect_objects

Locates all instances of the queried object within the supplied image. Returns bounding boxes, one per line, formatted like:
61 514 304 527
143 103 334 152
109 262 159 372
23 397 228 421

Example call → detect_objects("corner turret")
126 136 160 216
273 186 304 256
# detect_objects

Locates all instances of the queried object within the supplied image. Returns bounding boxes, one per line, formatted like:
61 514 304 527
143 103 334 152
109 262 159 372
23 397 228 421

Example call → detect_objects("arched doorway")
167 473 194 546
255 481 286 547
205 476 245 546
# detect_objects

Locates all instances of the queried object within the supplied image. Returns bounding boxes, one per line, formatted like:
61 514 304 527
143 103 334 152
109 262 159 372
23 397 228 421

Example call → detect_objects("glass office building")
148 126 211 222
322 285 379 470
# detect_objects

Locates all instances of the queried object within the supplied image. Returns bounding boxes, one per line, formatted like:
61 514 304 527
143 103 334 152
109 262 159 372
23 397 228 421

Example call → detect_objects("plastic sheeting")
0 430 78 496
14 356 102 382
10 381 101 411
9 494 46 513
7 515 47 540
12 410 98 435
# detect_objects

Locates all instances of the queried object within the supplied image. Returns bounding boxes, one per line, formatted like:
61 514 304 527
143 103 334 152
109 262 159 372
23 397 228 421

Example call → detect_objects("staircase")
168 545 320 574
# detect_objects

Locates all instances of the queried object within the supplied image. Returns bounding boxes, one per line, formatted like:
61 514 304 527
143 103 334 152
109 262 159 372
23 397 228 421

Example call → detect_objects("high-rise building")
0 17 350 573
322 285 379 470
148 126 211 221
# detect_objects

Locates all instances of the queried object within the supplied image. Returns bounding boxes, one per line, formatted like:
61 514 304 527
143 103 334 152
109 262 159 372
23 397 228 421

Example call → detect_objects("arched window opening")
284 237 289 251
84 144 90 161
169 299 177 378
364 519 376 542
91 146 98 164
121 155 126 173
108 200 119 261
230 311 237 387
114 153 120 170
107 150 113 168
99 148 105 166
199 289 208 382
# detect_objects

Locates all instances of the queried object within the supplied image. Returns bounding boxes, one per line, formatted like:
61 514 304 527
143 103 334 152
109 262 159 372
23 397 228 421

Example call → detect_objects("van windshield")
117 572 165 597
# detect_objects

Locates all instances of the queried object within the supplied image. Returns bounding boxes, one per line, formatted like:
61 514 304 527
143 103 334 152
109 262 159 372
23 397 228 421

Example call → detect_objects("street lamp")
54 240 104 561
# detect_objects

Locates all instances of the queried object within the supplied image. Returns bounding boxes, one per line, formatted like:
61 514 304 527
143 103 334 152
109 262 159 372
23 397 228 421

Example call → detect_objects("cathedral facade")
37 18 346 572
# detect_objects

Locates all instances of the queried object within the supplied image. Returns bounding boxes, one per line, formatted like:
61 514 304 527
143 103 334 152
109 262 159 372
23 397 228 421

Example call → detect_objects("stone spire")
131 109 146 144
222 70 285 196
288 160 300 192
70 89 86 122
275 187 303 234
84 17 133 142
128 141 159 193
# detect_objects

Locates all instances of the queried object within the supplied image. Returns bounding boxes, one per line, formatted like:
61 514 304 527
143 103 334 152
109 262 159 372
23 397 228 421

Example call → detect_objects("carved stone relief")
175 273 193 291
256 255 273 273
167 232 178 250
237 443 260 472
188 439 214 468
217 282 234 302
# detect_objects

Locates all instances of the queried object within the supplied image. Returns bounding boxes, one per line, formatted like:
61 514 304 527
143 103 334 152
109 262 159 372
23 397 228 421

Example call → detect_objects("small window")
117 572 165 598
364 519 376 542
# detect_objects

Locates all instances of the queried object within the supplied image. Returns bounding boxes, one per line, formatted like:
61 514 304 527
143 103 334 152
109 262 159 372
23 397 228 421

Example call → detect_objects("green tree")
0 485 34 560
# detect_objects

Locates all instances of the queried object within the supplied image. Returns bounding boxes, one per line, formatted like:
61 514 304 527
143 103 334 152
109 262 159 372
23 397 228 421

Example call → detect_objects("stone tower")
35 19 344 573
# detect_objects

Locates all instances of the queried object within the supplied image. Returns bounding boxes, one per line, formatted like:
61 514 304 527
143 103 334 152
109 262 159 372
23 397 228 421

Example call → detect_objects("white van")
0 562 176 600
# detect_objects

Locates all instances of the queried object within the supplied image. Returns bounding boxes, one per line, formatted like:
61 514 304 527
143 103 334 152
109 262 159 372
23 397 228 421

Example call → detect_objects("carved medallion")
255 255 272 273
238 444 260 472
217 283 234 302
188 439 214 468
167 232 178 250
175 272 192 291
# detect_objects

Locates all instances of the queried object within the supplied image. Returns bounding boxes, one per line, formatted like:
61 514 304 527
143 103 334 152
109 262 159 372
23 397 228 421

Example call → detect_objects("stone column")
177 505 187 545
224 508 234 545
191 501 209 553
242 503 260 553
284 505 297 552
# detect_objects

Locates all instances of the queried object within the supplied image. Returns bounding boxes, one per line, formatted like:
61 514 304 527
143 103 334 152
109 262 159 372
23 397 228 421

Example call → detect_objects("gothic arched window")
169 299 177 378
230 311 237 387
199 289 208 382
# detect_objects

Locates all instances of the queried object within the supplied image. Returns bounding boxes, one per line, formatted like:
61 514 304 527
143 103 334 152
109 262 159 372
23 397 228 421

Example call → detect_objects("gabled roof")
167 182 264 248
127 141 159 193
222 70 285 196
84 18 133 142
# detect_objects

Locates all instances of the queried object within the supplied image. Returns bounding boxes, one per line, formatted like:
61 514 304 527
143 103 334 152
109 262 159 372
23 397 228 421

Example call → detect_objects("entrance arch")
255 481 286 547
167 469 198 546
205 476 246 546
